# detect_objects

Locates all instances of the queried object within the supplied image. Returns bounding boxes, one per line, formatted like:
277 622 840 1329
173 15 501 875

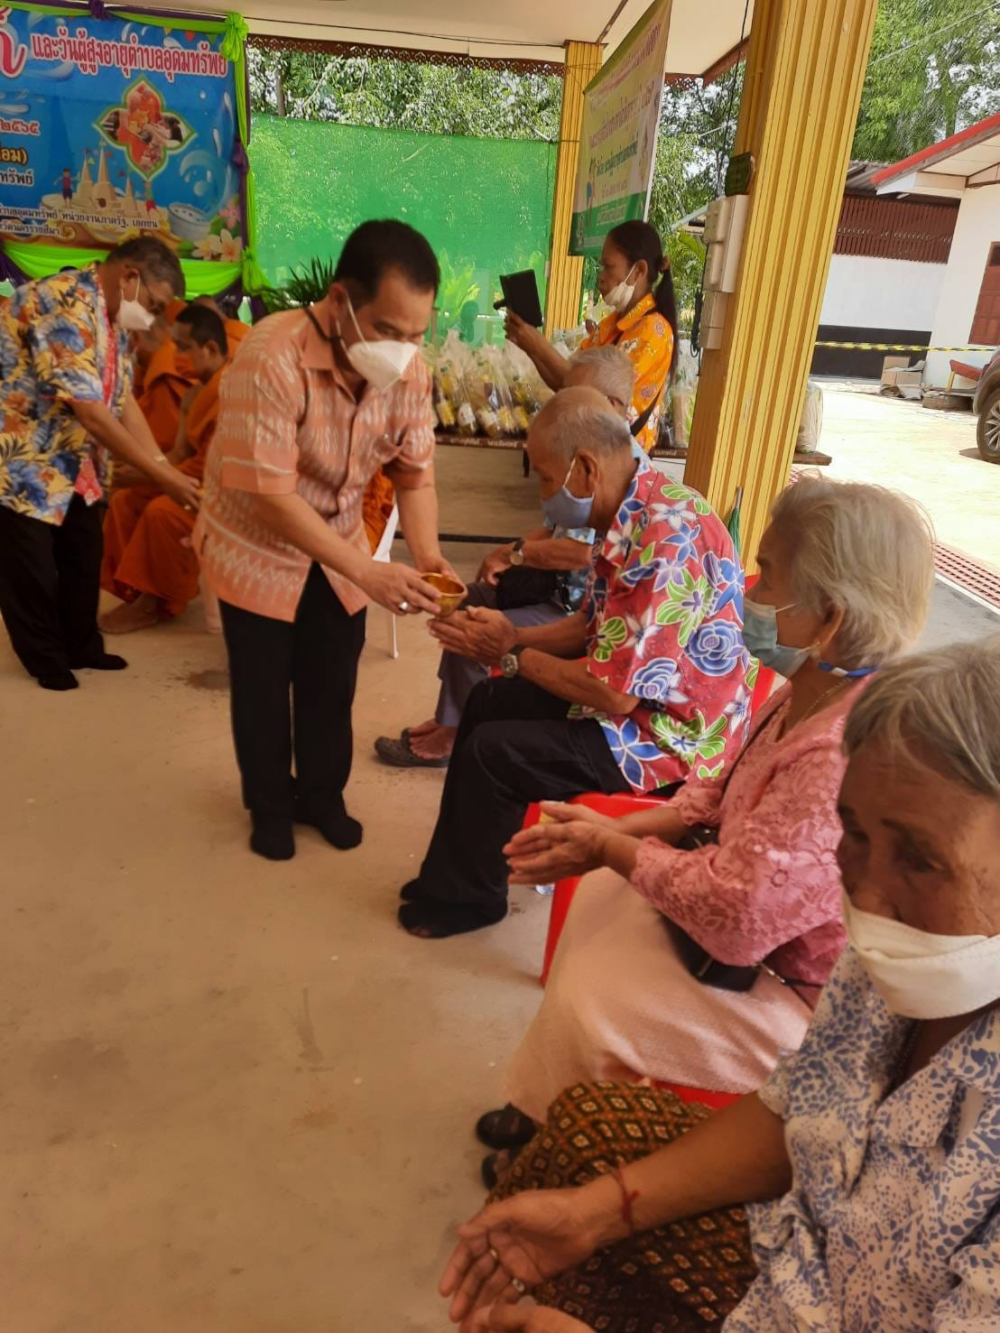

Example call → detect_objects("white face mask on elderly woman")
842 892 1000 1019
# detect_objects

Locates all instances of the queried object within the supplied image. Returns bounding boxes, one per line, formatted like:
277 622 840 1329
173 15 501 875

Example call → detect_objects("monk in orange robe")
100 304 229 633
131 296 196 454
192 293 250 358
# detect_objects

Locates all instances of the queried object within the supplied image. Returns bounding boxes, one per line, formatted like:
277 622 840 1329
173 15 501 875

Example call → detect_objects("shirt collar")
596 456 654 566
616 291 656 334
300 295 341 374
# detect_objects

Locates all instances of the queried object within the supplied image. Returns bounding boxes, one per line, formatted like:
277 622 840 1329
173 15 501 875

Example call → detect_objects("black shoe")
400 879 424 902
476 1105 537 1151
296 803 363 850
250 815 295 861
38 670 79 692
70 652 128 671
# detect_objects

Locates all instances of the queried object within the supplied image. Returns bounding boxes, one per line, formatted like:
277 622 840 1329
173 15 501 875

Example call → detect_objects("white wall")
925 186 1000 387
819 253 946 330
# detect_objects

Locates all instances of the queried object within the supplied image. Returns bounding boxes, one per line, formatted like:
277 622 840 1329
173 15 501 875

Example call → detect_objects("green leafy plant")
260 256 338 313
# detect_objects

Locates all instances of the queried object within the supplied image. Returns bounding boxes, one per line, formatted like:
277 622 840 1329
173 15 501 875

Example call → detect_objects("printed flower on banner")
650 709 729 767
687 620 747 678
193 234 222 260
704 551 745 617
655 568 711 646
217 229 243 262
219 198 241 229
631 656 689 705
602 717 665 789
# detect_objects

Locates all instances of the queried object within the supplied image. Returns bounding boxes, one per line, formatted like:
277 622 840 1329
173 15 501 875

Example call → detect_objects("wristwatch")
509 538 526 567
499 644 526 679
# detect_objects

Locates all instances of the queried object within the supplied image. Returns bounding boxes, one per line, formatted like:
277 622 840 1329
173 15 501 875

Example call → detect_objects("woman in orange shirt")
506 221 678 454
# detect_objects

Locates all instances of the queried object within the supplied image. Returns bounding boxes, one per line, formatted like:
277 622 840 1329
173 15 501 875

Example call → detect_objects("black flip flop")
398 899 506 939
476 1104 537 1151
374 734 450 769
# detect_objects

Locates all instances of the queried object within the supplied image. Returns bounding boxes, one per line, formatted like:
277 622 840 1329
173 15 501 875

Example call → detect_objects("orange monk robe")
363 466 395 554
224 317 251 353
133 302 197 453
102 363 225 618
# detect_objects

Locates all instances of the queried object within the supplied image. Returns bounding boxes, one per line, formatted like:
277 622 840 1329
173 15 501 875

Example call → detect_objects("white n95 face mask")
117 274 155 333
842 892 1000 1019
343 296 417 391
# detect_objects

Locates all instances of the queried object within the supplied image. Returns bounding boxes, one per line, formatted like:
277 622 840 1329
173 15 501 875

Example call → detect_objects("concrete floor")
818 380 1000 576
2 441 998 1333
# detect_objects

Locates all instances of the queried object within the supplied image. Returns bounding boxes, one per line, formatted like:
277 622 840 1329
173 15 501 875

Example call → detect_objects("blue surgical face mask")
741 597 812 679
542 455 595 530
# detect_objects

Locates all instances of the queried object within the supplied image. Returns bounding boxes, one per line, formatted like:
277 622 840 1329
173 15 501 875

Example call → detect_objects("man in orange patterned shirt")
197 221 453 862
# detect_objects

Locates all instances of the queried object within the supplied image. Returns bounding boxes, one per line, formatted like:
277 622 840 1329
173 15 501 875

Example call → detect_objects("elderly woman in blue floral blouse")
442 637 1000 1333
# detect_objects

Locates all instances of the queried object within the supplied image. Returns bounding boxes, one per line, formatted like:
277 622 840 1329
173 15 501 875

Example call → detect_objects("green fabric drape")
2 240 241 296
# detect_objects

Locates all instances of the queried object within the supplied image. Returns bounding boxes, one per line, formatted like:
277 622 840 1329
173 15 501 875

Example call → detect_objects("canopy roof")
164 0 752 73
873 110 1000 198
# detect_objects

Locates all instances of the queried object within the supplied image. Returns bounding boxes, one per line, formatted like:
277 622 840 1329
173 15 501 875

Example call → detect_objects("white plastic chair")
373 504 401 659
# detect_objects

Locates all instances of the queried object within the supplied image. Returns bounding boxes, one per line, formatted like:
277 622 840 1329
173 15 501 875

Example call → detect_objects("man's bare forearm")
394 476 441 568
516 611 587 658
518 649 635 714
72 397 169 482
523 536 593 571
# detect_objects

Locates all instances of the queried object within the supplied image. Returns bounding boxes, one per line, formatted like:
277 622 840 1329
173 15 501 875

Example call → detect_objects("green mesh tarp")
251 115 557 341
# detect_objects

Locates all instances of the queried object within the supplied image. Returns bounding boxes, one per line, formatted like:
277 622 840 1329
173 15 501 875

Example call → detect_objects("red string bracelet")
611 1160 640 1235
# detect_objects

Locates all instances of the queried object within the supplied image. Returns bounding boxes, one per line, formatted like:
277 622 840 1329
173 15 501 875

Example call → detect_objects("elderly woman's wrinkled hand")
440 1190 599 1331
505 805 613 884
430 605 518 664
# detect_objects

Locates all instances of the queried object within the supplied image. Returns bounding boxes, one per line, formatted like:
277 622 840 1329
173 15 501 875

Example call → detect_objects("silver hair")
566 346 637 406
544 401 635 462
769 475 934 667
844 636 1000 798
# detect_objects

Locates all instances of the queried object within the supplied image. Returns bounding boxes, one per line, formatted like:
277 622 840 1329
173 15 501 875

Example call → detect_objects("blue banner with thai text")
0 4 243 262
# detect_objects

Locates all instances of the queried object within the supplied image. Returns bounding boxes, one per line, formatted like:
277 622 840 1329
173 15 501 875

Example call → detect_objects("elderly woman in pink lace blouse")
475 477 934 1166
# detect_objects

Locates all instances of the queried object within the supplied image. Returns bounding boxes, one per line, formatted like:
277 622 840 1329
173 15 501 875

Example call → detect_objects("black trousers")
0 495 105 678
415 675 630 915
219 563 366 820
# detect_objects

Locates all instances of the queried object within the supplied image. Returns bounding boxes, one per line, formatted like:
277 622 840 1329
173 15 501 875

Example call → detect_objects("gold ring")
488 1246 501 1264
510 1276 527 1295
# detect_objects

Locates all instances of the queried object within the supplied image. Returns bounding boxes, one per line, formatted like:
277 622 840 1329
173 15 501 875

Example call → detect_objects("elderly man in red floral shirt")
399 386 750 939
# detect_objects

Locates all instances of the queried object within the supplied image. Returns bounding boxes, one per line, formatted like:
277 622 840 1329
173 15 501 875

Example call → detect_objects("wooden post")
684 0 880 563
544 40 603 337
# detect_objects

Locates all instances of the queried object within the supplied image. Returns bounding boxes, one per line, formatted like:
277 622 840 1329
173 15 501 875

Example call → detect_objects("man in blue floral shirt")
399 386 750 939
0 238 199 691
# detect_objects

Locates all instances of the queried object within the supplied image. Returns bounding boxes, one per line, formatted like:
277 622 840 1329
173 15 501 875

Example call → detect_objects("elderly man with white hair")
376 347 639 769
397 385 749 939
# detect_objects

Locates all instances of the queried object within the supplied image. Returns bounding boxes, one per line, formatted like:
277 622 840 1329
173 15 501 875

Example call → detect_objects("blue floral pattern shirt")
0 266 132 525
574 460 750 792
729 949 1000 1330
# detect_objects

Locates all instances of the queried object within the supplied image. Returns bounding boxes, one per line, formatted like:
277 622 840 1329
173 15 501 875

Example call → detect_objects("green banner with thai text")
570 0 671 257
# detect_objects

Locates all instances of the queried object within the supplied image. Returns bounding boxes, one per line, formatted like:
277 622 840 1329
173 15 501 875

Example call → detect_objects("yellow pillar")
684 0 880 563
544 39 603 337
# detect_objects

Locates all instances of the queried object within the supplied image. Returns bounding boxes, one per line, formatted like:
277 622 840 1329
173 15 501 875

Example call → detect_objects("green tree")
853 0 1000 160
248 47 561 141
